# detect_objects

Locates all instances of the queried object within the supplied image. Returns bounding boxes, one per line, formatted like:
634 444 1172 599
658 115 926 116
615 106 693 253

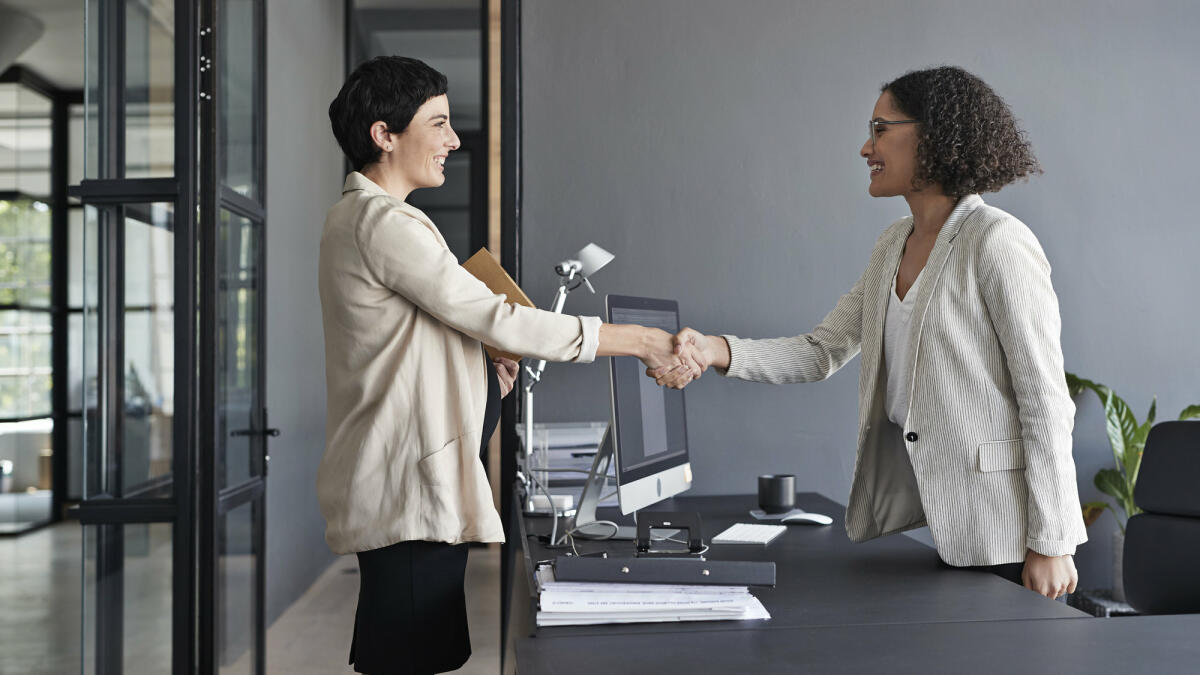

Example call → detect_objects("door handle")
231 408 280 438
230 427 280 437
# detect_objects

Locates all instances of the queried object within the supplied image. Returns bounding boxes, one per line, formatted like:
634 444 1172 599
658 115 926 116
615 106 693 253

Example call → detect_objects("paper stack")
535 564 771 627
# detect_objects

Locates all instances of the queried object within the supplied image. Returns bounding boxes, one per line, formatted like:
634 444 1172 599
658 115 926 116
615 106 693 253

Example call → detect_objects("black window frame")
68 0 200 672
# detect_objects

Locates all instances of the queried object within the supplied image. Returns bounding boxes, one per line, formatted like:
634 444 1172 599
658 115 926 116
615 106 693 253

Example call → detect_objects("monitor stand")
571 424 637 540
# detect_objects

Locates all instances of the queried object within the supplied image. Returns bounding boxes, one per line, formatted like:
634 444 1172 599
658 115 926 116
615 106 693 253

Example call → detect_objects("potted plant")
1066 372 1200 602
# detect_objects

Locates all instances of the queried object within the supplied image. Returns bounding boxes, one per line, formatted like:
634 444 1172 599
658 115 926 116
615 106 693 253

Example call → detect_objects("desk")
509 492 1130 673
516 614 1200 674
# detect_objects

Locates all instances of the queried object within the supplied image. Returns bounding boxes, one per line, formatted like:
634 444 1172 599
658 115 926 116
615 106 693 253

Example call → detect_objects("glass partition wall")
76 0 267 673
0 66 80 536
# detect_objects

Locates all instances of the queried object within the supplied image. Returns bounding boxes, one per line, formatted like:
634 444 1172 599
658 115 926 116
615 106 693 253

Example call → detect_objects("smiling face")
860 90 921 198
383 94 460 192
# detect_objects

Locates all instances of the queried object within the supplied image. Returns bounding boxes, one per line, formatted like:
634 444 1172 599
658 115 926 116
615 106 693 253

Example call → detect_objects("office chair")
1123 421 1200 614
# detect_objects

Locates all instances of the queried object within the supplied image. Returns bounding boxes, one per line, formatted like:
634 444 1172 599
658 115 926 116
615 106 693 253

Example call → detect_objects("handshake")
642 327 730 390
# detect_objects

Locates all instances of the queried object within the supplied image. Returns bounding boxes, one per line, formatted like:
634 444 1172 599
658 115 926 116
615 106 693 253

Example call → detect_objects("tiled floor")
0 523 501 675
0 521 88 675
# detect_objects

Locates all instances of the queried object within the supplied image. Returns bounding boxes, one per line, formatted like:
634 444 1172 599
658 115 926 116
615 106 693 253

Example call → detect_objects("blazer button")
905 432 918 442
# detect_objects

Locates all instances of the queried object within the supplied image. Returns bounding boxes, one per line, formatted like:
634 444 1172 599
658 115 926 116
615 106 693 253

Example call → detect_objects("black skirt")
349 354 502 674
350 540 472 674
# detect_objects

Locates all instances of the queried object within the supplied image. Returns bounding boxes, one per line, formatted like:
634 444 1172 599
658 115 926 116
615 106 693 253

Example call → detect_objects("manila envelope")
461 248 536 362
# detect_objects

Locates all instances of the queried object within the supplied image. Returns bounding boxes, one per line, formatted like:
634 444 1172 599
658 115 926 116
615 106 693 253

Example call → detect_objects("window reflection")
124 0 175 178
121 204 175 493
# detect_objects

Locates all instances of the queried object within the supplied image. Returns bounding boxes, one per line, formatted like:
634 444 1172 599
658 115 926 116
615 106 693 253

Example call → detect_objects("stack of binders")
534 563 771 627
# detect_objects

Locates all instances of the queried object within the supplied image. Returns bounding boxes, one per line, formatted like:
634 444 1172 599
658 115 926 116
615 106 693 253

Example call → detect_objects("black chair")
1123 421 1200 614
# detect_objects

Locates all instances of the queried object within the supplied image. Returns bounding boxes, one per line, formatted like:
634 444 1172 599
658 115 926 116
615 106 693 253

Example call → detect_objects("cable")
662 535 709 556
562 520 620 542
527 471 561 549
562 521 621 556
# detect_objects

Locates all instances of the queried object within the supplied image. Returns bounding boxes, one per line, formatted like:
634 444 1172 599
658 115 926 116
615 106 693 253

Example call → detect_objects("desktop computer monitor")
605 294 692 515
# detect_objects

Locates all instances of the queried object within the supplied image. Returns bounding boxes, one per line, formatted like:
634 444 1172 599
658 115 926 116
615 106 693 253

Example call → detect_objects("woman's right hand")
645 328 717 388
639 327 704 388
649 328 729 388
596 324 705 387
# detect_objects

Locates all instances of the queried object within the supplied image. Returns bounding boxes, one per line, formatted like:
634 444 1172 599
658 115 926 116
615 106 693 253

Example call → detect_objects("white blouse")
884 266 923 427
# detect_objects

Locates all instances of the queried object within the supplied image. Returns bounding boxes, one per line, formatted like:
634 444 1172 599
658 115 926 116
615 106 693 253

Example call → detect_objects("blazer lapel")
899 195 984 419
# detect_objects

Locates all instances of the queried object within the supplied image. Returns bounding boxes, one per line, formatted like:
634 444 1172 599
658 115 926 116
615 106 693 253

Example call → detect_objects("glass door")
199 0 268 672
76 0 267 673
76 0 192 673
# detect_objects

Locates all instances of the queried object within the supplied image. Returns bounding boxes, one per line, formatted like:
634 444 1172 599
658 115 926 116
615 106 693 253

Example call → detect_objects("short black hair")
883 66 1041 198
328 56 448 171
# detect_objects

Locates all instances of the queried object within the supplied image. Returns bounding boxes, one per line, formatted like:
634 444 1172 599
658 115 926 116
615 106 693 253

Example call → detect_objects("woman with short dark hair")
319 56 692 674
657 66 1086 599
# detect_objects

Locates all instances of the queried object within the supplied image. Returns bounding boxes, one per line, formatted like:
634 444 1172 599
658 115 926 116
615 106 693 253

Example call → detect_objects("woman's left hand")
1022 549 1078 599
494 357 520 398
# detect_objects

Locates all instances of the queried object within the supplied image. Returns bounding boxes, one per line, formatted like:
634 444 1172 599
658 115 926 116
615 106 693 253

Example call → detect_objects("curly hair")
883 66 1041 198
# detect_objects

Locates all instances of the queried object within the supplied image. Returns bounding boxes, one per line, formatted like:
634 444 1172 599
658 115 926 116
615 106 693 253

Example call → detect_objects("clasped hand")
643 327 717 389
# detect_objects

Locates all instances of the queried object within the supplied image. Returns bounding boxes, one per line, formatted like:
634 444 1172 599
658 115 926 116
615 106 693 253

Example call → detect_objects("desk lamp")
521 243 614 505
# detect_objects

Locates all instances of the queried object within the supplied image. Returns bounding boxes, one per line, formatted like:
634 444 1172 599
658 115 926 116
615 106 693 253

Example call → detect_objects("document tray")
554 556 775 587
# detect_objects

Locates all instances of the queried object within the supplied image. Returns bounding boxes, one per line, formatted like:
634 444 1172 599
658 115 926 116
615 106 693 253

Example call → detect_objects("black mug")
758 474 796 514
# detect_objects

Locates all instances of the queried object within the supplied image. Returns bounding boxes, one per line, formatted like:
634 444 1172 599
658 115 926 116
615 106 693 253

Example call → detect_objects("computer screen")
606 295 692 515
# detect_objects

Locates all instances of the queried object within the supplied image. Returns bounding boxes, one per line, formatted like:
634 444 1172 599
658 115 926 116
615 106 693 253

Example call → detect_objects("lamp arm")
519 244 611 505
522 272 576 459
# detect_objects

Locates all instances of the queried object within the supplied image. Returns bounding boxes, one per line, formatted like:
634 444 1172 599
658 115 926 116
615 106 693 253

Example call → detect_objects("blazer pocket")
418 436 465 486
417 437 466 536
977 439 1025 472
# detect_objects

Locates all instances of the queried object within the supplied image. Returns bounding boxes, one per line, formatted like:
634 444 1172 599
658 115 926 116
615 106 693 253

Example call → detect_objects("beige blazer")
317 172 600 554
722 195 1087 566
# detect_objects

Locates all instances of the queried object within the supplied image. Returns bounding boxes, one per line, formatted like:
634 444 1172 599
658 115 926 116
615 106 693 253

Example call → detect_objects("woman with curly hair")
654 66 1086 598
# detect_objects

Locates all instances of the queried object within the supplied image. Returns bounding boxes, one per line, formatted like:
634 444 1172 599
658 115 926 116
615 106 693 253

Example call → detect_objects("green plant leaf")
1128 396 1155 486
1065 372 1085 397
1081 501 1107 527
1067 374 1125 460
1102 389 1138 475
1094 468 1129 511
1066 373 1112 403
1180 405 1200 421
1130 418 1152 486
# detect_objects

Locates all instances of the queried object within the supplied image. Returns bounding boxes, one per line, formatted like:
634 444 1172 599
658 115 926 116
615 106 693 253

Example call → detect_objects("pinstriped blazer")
721 195 1087 566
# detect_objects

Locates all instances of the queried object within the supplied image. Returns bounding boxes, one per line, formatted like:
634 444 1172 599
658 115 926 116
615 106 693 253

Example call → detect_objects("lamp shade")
0 5 44 75
576 243 614 277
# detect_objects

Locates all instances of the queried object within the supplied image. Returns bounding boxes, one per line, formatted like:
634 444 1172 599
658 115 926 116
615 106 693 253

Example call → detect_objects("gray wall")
264 0 343 625
521 0 1200 589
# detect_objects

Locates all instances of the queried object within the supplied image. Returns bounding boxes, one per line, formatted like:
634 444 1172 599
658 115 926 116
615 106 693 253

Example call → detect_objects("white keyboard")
711 522 787 545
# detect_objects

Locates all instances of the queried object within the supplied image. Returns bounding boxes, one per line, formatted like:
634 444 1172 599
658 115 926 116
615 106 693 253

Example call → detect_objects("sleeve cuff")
1027 538 1079 557
574 316 602 363
718 335 742 377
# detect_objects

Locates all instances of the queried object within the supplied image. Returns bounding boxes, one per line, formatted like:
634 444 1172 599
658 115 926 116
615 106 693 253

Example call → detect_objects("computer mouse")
781 512 833 526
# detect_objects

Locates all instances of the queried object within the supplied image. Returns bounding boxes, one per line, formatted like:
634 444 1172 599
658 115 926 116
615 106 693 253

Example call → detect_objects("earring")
385 146 393 152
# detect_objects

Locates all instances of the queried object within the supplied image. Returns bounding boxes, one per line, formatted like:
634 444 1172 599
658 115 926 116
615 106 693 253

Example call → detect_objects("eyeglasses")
869 118 919 148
